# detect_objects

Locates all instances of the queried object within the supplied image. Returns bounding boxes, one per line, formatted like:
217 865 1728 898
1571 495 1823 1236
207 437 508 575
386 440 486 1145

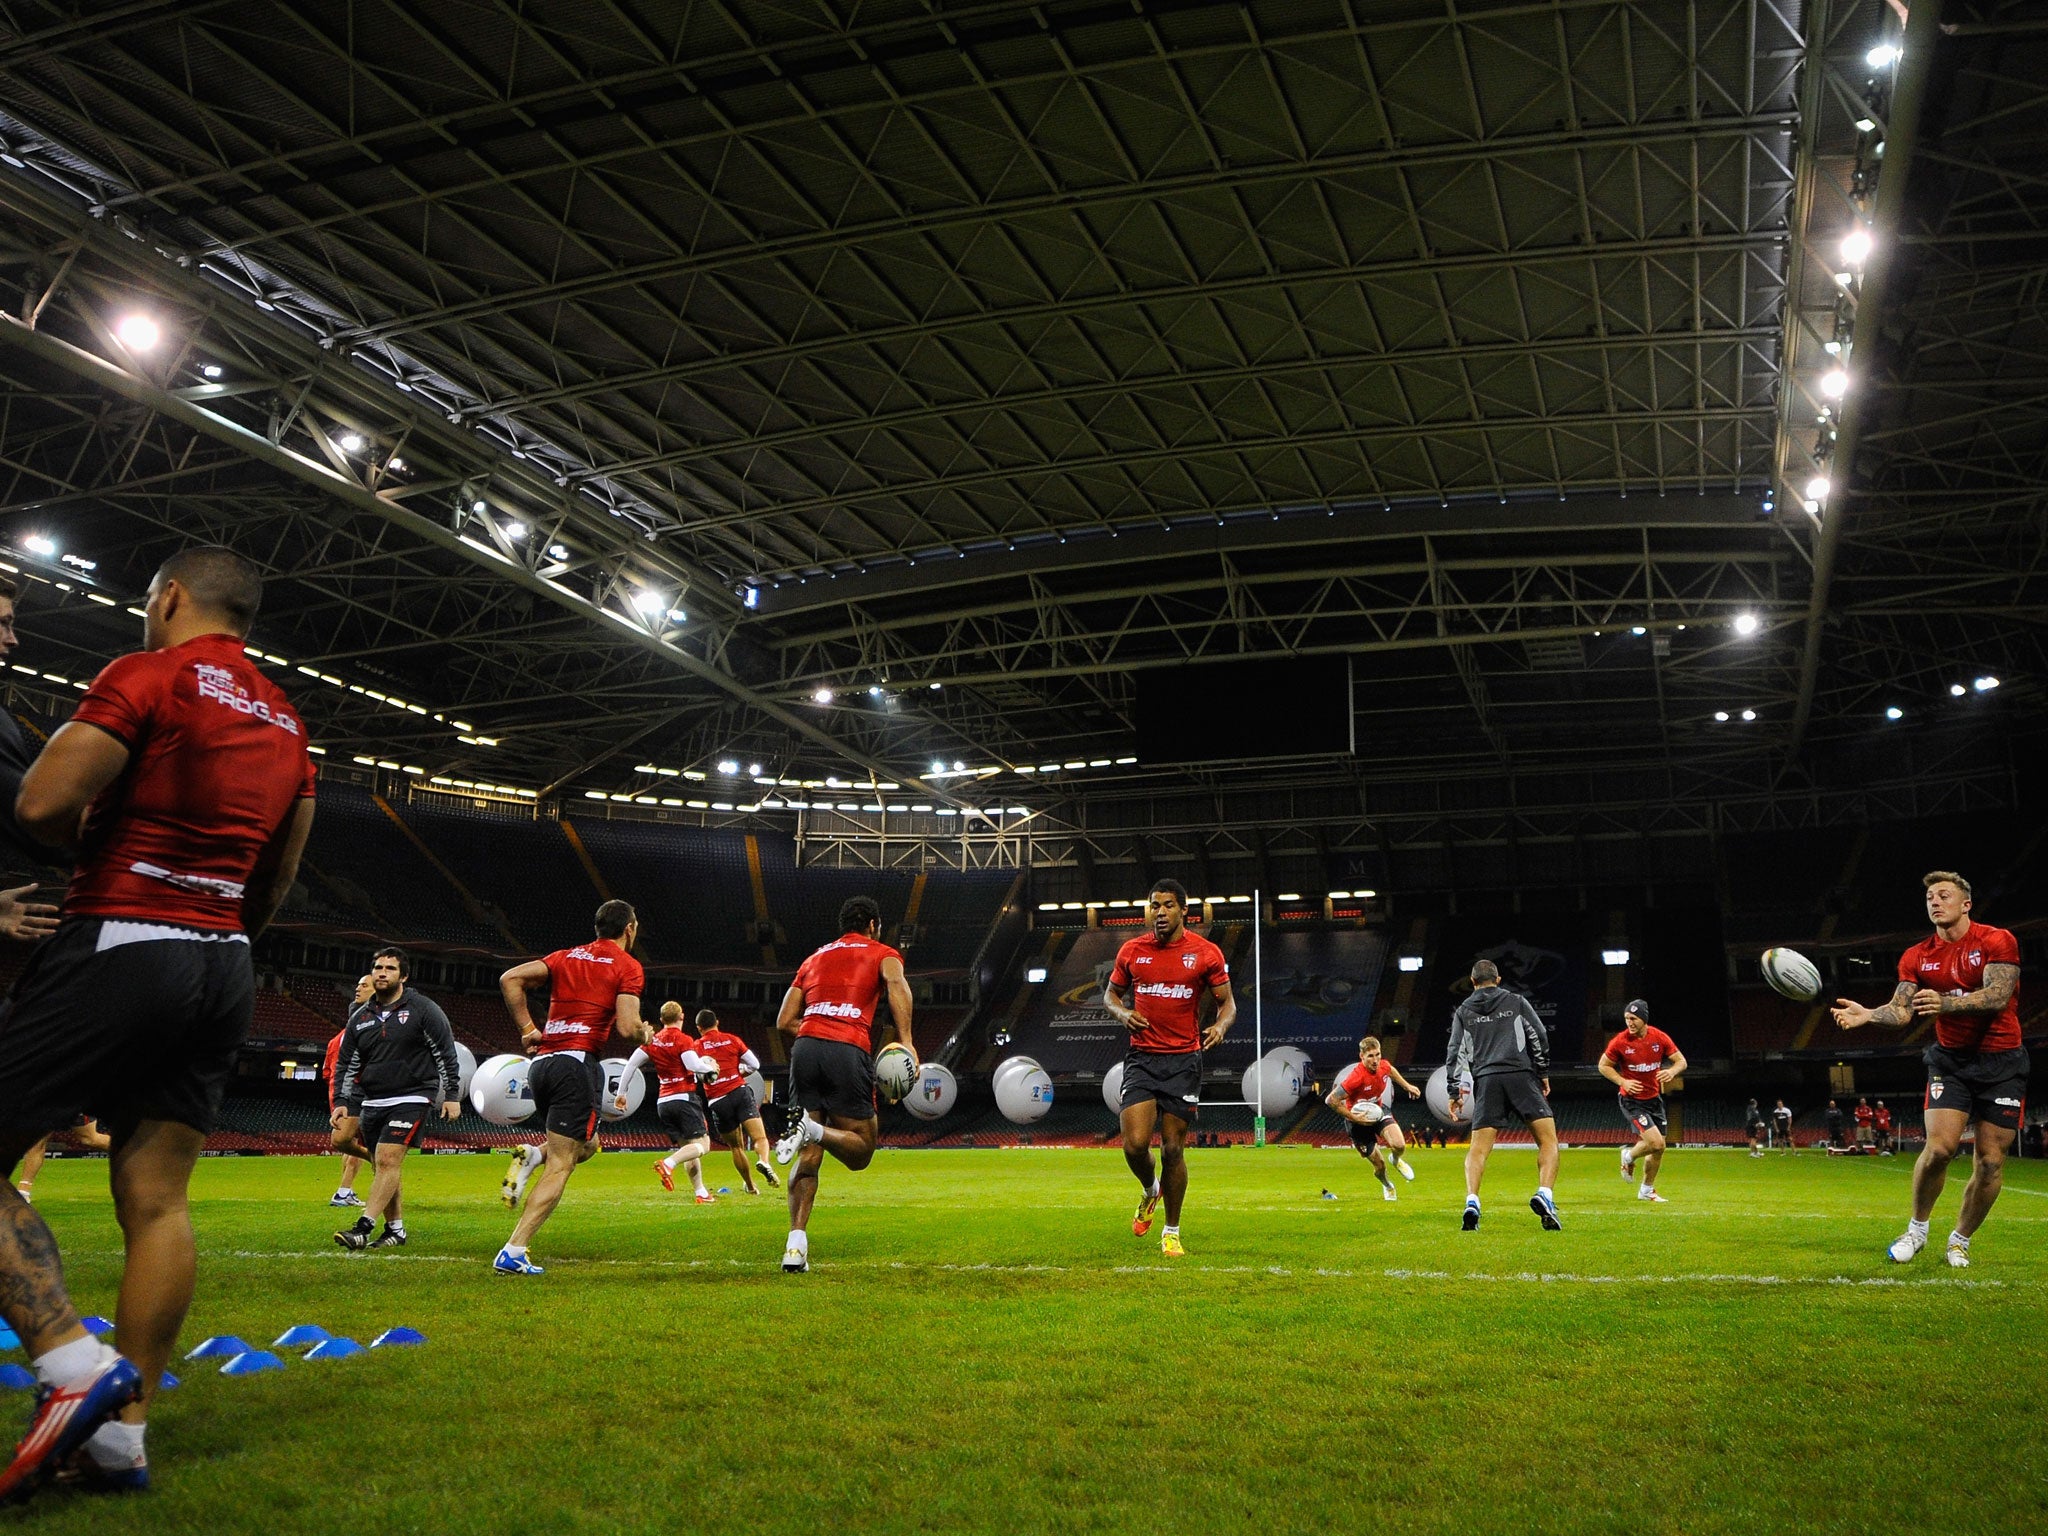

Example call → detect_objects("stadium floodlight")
1715 711 1730 722
1631 626 1646 635
813 688 834 704
1358 889 1378 898
1949 683 1966 697
1397 955 1424 973
748 763 762 776
1741 709 1757 721
1026 966 1049 983
504 521 526 539
338 432 365 452
1734 612 1761 636
716 759 739 774
1853 116 1876 133
1885 706 1904 720
1601 948 1631 967
1276 893 1302 901
200 363 223 378
1328 890 1352 899
1820 369 1849 398
115 313 161 351
1840 228 1873 267
1867 43 1899 67
630 589 664 615
1974 675 2000 692
1805 475 1831 502
23 535 55 557
868 685 883 697
953 760 966 771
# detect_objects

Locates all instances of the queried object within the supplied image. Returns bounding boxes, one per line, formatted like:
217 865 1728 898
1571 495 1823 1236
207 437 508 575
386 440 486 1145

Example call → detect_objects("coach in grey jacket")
1445 959 1562 1232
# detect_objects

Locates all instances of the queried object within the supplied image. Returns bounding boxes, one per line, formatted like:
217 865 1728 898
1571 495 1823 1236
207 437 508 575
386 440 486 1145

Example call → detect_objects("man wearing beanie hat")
1598 999 1687 1203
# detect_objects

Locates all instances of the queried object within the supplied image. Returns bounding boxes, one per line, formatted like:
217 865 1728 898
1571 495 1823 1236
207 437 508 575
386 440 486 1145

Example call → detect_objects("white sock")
1163 1225 1178 1237
1908 1218 1930 1239
522 1145 545 1170
83 1419 145 1470
662 1149 687 1171
386 1219 405 1235
1948 1230 1969 1249
1466 1194 1480 1207
1537 1185 1553 1203
787 1228 807 1249
503 1244 528 1258
687 1160 707 1195
1151 1179 1161 1195
34 1335 109 1390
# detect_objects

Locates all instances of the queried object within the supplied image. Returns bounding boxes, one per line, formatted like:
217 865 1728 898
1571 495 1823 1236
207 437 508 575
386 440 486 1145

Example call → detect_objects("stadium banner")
1008 923 1387 1076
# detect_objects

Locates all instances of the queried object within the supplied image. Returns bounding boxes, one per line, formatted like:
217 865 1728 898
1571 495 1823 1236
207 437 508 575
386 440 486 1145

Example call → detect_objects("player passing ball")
1597 1000 1686 1203
1832 870 2023 1268
1325 1036 1420 1200
1102 878 1234 1257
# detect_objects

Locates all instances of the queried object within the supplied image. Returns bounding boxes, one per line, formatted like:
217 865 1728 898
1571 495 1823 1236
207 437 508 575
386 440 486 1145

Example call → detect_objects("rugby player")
322 973 374 1206
493 899 649 1275
695 1009 777 1194
770 896 915 1274
13 1119 112 1203
0 547 315 1498
1744 1099 1767 1157
1771 1099 1794 1150
1597 1000 1686 1202
331 947 460 1251
1102 878 1235 1257
1324 1035 1421 1200
1873 1099 1893 1155
1833 870 2024 1268
616 1002 721 1203
1445 959 1560 1230
1852 1096 1875 1149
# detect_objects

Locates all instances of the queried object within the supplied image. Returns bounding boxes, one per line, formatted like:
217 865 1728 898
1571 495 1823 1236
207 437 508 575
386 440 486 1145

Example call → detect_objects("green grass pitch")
10 1144 2047 1534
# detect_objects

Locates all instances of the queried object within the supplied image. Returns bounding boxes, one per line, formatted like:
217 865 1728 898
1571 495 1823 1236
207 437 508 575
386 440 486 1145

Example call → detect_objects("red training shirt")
1874 1104 1892 1129
696 1026 752 1101
1109 929 1230 1055
536 937 644 1055
1338 1059 1394 1111
792 932 903 1048
1603 1026 1680 1099
66 633 315 932
1897 921 2022 1054
641 1026 704 1101
1853 1103 1874 1127
324 1031 347 1109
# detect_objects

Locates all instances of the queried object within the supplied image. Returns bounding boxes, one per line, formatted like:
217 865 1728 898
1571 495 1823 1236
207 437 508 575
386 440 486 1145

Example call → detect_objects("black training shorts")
789 1036 877 1121
1469 1070 1552 1131
359 1102 430 1149
1924 1044 2030 1132
1348 1115 1394 1149
657 1095 709 1142
1618 1092 1668 1136
1120 1048 1202 1122
708 1084 758 1139
527 1051 604 1141
0 918 255 1144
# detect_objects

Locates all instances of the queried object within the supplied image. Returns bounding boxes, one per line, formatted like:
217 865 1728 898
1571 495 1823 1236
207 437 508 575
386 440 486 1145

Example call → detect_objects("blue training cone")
273 1325 331 1348
0 1364 34 1390
369 1327 425 1348
160 1373 179 1390
0 1328 19 1350
186 1335 252 1360
304 1338 365 1361
220 1351 284 1376
79 1316 113 1336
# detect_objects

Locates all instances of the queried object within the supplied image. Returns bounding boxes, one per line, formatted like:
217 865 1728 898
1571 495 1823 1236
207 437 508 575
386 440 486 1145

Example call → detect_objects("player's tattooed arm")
1833 981 1915 1030
1913 962 2019 1016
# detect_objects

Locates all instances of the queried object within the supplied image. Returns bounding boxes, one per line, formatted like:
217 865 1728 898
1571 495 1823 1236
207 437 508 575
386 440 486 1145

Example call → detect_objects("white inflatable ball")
469 1053 537 1126
874 1042 918 1104
1240 1049 1306 1116
454 1041 478 1104
599 1056 647 1122
1101 1060 1125 1116
744 1069 766 1105
1425 1065 1473 1127
1761 946 1822 1002
994 1065 1054 1124
903 1062 959 1121
992 1054 1042 1099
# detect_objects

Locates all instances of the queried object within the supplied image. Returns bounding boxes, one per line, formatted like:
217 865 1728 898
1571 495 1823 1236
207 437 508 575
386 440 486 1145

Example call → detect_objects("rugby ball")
1241 1048 1308 1116
1761 946 1822 1002
994 1065 1054 1124
1424 1065 1472 1127
469 1053 536 1126
599 1056 646 1122
992 1054 1042 1099
874 1042 917 1104
903 1062 958 1121
1101 1060 1125 1116
1356 1099 1386 1124
453 1041 478 1104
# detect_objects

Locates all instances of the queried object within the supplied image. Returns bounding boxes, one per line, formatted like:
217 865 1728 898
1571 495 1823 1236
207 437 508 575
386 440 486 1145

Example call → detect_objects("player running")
770 896 916 1274
695 1009 777 1194
331 947 460 1251
1833 870 2024 1268
323 973 374 1207
1598 1000 1687 1203
1102 878 1236 1257
1324 1036 1421 1200
493 900 650 1275
13 1119 112 1203
616 1002 721 1204
1445 959 1560 1230
0 546 316 1499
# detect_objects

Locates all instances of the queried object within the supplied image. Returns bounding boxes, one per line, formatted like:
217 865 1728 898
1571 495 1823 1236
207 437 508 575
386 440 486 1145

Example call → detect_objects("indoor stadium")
0 0 2041 1530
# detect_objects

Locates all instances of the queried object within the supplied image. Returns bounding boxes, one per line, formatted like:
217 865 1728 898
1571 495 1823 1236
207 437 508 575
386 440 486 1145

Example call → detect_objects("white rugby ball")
1356 1099 1386 1124
994 1065 1054 1124
469 1053 536 1126
1101 1061 1125 1116
875 1042 917 1104
599 1056 646 1122
1761 946 1822 1002
993 1054 1042 1099
903 1062 958 1121
1425 1065 1472 1127
454 1041 478 1104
